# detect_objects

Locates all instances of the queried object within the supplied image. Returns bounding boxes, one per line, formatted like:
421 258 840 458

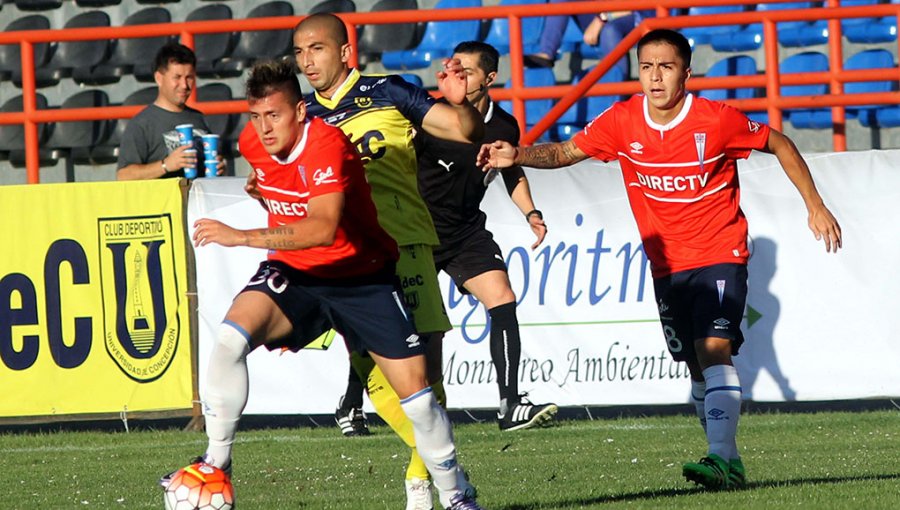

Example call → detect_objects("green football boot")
682 453 730 490
727 458 747 489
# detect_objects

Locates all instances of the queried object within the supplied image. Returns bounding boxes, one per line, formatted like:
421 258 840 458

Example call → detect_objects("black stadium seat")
75 0 121 6
72 8 173 85
211 1 294 78
357 0 420 64
187 4 237 78
28 11 111 88
0 94 51 166
14 0 62 11
7 90 111 167
309 0 356 14
89 87 157 165
0 15 52 85
197 84 239 156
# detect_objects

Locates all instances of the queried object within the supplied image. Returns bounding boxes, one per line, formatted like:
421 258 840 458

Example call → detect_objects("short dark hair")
246 59 304 105
154 42 196 73
637 29 692 68
453 41 499 75
294 13 348 46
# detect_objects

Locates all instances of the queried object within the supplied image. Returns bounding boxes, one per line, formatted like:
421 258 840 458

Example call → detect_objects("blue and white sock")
400 387 461 508
702 364 742 461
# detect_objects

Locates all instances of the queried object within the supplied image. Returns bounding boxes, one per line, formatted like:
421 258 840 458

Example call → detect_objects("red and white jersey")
573 94 770 277
238 117 398 278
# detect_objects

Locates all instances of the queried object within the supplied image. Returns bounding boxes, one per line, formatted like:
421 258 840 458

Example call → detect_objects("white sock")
691 379 707 433
400 388 461 508
202 321 251 468
702 364 742 461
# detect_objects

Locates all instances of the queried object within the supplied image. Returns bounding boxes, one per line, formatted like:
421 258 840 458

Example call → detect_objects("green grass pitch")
0 410 897 509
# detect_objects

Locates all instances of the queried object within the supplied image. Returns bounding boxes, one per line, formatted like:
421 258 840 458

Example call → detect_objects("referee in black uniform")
415 41 558 431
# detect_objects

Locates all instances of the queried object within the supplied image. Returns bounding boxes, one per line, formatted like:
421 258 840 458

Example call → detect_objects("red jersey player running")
161 60 480 510
478 29 842 491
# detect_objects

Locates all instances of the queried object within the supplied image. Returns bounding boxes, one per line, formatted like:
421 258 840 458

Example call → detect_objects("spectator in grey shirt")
117 42 224 180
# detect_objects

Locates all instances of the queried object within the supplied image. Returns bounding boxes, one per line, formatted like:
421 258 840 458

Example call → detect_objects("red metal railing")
1 0 898 183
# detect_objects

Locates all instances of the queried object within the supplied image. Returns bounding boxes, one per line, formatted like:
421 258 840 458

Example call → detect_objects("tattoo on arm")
520 142 580 168
262 226 297 250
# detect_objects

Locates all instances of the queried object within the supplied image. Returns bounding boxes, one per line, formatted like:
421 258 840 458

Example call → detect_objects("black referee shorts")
434 228 507 294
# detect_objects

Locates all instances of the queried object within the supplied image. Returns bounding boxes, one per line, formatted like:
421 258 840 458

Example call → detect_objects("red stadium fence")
1 0 899 184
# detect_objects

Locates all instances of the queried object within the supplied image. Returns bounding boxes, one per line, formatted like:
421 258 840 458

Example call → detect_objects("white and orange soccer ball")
163 462 234 510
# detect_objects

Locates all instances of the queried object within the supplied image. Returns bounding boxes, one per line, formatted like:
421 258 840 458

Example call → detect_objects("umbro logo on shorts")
405 334 421 348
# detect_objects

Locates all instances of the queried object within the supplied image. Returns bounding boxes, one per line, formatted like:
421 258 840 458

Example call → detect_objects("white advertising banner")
188 150 900 414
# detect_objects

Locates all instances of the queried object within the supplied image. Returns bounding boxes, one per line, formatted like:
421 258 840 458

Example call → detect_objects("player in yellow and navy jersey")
290 13 484 510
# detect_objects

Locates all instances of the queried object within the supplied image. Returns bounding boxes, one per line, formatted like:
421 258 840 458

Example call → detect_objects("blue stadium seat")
837 49 899 127
712 3 817 52
845 0 900 43
398 72 424 87
780 51 831 129
381 0 481 70
699 55 768 124
498 67 555 141
769 0 881 48
552 66 625 141
483 0 546 56
679 5 744 47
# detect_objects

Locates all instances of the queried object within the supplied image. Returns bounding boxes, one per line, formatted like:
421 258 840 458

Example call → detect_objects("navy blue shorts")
434 227 507 295
241 261 423 359
652 263 748 362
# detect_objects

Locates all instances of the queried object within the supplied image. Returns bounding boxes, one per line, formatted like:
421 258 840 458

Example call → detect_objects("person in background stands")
525 6 655 77
117 42 223 180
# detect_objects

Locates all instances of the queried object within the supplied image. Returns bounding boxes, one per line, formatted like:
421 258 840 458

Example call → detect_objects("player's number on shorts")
663 325 683 353
249 268 288 294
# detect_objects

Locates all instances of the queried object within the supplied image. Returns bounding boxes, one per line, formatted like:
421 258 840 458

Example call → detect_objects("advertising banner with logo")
0 180 194 418
189 150 900 414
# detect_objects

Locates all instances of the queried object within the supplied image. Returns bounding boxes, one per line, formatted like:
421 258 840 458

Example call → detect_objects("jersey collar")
270 119 311 165
314 68 360 109
642 93 693 133
483 100 494 124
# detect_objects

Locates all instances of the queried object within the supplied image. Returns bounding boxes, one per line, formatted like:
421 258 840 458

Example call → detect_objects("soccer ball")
163 462 235 510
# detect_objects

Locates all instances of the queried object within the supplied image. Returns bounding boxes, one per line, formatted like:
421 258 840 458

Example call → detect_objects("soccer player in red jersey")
478 29 842 490
161 60 479 510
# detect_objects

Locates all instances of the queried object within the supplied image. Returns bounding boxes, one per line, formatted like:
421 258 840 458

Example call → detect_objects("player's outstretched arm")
502 170 547 250
478 139 589 171
764 129 842 253
244 171 269 211
423 58 484 143
193 192 345 250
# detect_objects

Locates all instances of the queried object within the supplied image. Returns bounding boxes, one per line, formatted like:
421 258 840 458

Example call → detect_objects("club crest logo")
98 214 180 382
354 97 373 108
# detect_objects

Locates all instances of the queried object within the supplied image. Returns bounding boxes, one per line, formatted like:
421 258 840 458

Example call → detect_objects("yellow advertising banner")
0 179 193 417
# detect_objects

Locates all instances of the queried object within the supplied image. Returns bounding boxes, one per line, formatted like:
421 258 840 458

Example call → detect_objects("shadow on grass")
496 472 900 509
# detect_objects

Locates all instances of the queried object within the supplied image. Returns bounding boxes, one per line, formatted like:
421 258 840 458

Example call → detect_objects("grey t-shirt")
116 104 211 177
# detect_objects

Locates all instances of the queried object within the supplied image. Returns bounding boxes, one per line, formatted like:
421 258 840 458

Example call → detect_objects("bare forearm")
515 141 585 169
117 161 166 180
454 102 485 142
768 131 824 208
